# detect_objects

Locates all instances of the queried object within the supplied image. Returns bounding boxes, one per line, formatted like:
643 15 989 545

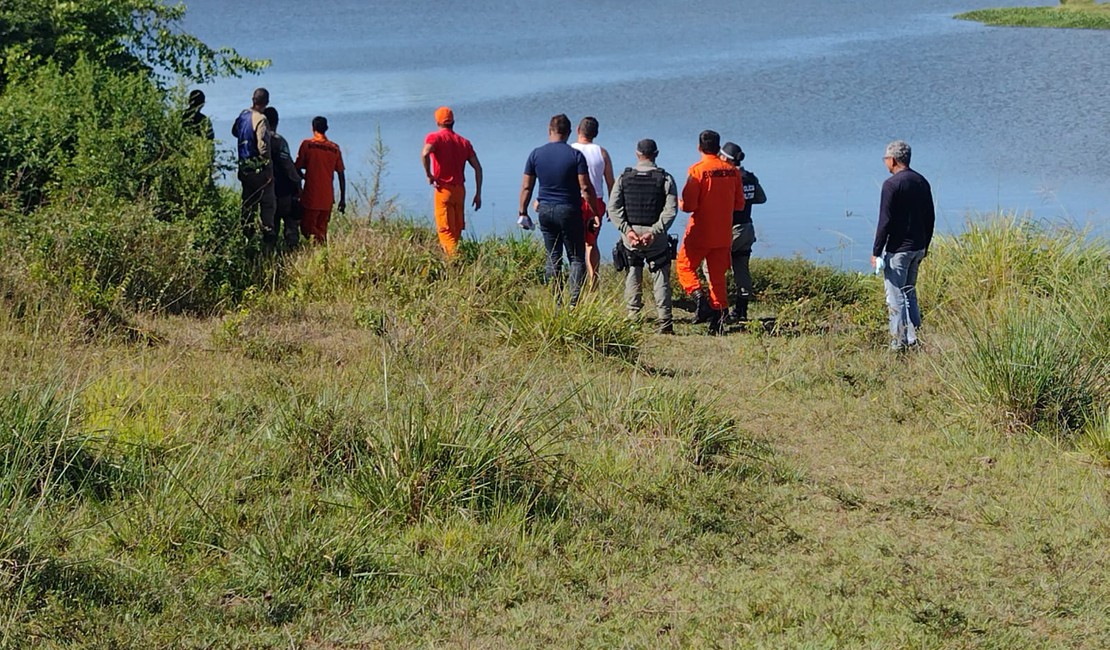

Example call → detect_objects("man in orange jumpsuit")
295 116 346 243
676 130 745 334
421 106 483 257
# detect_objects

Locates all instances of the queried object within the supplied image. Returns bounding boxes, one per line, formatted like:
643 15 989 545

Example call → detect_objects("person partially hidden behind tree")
183 89 214 141
231 88 277 249
719 141 766 322
608 138 678 333
263 107 303 250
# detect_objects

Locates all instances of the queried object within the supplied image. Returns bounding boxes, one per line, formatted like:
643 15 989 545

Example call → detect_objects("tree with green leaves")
0 0 268 90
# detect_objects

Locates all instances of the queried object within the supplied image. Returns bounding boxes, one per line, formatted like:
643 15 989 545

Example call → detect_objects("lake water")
182 0 1110 268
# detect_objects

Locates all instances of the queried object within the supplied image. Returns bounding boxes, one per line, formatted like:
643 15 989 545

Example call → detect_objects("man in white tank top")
570 117 614 286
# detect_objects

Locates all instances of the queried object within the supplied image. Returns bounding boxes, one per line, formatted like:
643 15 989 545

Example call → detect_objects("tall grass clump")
274 389 572 524
955 303 1107 434
495 289 644 363
618 387 775 475
0 386 142 503
931 216 1109 437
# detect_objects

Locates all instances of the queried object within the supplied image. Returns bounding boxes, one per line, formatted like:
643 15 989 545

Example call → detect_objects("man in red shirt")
676 130 745 334
295 116 346 243
421 106 483 257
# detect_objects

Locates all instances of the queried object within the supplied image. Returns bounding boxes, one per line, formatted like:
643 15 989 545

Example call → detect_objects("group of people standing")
189 87 348 250
422 108 769 335
424 106 934 346
197 88 934 347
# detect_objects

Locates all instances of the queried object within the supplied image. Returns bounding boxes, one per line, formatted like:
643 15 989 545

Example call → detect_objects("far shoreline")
957 3 1110 30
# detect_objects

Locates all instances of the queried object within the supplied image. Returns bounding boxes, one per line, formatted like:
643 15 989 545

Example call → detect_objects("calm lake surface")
183 0 1109 268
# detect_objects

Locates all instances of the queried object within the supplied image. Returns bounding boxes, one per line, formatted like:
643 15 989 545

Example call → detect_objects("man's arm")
519 174 536 216
294 142 306 173
679 174 699 213
601 147 615 208
421 142 436 187
337 171 346 213
749 172 767 205
654 175 679 236
578 173 598 213
468 151 483 211
873 180 895 259
255 116 271 159
277 138 300 194
608 175 628 234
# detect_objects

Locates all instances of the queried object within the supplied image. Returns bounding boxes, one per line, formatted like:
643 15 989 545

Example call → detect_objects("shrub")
0 61 257 319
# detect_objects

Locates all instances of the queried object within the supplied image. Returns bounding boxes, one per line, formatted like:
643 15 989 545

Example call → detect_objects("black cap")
636 138 658 156
721 142 744 163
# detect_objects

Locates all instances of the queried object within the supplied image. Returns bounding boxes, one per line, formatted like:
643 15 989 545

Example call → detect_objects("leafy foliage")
0 0 267 90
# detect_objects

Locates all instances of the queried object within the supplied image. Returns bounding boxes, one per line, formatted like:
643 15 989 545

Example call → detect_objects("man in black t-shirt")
263 107 303 250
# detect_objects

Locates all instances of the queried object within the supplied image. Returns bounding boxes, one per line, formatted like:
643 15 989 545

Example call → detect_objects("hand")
472 194 482 211
626 230 641 247
640 232 655 247
427 175 436 186
589 215 600 234
338 200 346 214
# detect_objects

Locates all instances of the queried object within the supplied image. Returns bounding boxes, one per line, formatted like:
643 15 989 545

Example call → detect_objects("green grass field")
1 214 1107 648
958 1 1110 29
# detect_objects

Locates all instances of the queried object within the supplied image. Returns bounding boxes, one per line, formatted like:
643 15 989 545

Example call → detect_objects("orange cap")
434 106 454 126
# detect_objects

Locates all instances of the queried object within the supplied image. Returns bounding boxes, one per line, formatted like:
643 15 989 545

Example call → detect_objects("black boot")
692 290 712 324
707 308 725 335
728 295 749 322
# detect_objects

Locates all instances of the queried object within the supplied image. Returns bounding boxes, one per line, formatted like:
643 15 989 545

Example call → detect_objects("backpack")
234 110 260 162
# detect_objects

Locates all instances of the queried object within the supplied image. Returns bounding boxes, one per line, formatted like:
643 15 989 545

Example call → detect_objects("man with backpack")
608 139 678 333
231 88 277 248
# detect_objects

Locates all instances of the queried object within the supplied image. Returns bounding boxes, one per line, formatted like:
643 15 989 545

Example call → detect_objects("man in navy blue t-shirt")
872 140 935 351
519 114 598 306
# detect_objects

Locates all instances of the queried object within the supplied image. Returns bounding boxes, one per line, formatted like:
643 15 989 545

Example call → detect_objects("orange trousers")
434 184 466 257
676 242 730 311
301 208 331 243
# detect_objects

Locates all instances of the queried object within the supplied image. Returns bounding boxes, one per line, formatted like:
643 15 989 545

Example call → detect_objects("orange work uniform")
295 133 344 242
676 154 745 311
425 128 475 257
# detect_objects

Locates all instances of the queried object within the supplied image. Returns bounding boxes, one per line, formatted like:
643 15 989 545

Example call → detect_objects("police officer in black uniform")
720 142 766 321
608 139 679 333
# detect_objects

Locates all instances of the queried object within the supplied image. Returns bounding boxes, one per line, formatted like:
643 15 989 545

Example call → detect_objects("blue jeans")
537 202 586 306
883 249 926 347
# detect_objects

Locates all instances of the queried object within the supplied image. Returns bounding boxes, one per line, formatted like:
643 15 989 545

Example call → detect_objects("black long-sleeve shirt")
873 168 935 257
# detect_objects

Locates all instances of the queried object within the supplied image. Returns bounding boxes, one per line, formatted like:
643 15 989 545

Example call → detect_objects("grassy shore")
1 213 1107 647
958 1 1110 29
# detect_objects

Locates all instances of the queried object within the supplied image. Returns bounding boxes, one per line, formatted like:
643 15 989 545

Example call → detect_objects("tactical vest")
620 167 667 226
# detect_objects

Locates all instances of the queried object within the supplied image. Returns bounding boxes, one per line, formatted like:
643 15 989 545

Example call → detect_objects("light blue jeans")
883 249 926 347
